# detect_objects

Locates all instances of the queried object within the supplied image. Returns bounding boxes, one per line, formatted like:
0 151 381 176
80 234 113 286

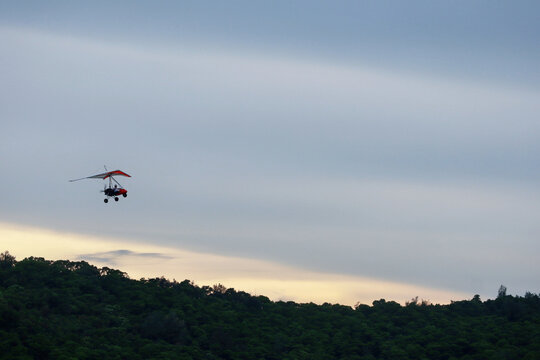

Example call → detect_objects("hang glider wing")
70 170 131 182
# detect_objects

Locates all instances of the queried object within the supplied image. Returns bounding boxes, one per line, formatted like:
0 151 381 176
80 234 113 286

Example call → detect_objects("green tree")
0 251 16 269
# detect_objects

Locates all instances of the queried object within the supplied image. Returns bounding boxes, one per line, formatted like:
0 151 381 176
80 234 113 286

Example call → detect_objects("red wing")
86 170 131 179
70 170 131 182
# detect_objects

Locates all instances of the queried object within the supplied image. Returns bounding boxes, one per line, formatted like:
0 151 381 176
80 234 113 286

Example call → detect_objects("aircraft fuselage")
104 187 127 197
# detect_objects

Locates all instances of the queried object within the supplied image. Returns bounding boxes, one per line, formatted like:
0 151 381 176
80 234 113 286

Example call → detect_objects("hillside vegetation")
1 251 539 359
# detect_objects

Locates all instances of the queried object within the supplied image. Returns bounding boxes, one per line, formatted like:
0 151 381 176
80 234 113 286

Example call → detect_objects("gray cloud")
78 250 172 266
1 1 539 88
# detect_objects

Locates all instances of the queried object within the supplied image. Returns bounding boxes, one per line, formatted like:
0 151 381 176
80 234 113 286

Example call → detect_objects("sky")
1 1 539 305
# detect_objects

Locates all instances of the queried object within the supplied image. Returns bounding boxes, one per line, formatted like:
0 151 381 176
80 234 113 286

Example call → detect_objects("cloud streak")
78 249 172 266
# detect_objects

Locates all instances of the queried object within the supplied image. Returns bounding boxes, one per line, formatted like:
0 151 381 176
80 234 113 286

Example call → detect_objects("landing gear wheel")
104 199 108 203
123 193 127 198
115 197 119 201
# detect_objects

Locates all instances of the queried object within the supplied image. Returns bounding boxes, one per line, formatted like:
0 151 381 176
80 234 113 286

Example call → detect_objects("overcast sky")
1 1 539 303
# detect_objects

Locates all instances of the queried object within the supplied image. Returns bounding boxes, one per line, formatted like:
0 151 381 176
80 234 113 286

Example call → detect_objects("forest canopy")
1 251 539 359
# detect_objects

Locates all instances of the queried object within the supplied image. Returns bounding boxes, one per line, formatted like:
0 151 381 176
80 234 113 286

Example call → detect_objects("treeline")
1 251 539 359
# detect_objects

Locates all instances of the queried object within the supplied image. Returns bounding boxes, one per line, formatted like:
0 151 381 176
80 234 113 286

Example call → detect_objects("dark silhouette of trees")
0 251 16 269
1 252 540 359
498 284 508 298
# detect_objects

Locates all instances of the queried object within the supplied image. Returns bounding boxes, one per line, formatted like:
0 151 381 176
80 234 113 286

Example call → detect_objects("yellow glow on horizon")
0 222 469 305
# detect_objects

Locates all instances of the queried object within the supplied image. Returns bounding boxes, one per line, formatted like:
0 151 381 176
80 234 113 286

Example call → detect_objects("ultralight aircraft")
70 169 131 203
